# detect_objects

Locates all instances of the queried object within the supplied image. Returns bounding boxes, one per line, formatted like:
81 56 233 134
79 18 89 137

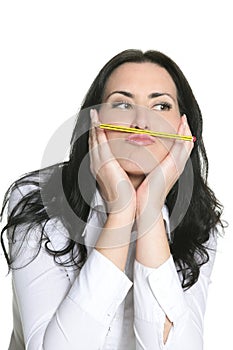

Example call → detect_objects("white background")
0 0 232 348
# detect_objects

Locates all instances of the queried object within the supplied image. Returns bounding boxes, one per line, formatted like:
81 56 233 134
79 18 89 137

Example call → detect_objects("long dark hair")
1 49 223 289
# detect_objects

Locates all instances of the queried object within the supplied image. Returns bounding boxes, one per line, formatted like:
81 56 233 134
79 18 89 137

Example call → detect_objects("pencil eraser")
193 136 196 142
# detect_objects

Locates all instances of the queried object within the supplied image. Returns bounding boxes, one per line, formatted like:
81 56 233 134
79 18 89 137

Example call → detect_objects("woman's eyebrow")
105 90 175 102
105 90 133 100
148 92 176 102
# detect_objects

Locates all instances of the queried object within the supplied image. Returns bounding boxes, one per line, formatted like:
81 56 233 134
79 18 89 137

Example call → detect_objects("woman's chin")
117 159 156 177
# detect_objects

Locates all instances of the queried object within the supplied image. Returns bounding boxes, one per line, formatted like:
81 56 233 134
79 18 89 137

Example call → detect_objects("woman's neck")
128 174 145 189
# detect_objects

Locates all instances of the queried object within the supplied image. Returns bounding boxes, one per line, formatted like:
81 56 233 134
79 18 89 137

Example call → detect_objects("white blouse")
7 184 217 350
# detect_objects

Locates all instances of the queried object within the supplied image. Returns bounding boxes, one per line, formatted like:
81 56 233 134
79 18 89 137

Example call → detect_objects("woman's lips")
126 134 155 145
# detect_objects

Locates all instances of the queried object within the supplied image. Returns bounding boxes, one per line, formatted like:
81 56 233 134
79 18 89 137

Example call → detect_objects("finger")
89 109 107 147
91 109 117 163
89 109 116 176
89 109 102 174
89 109 99 148
159 117 192 180
180 114 192 135
179 114 195 147
89 108 106 155
181 115 194 153
90 108 100 127
174 115 194 151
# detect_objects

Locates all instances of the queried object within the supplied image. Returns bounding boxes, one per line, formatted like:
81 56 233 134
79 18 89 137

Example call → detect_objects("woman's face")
99 62 181 176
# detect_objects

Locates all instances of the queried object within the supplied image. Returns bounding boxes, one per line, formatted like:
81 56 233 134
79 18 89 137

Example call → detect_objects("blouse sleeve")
8 187 133 350
133 233 217 350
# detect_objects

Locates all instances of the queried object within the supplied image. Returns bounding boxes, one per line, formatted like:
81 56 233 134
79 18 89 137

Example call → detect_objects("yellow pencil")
99 123 196 142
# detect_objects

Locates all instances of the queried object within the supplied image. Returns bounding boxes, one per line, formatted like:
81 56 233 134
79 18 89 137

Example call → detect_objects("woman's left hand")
136 115 194 232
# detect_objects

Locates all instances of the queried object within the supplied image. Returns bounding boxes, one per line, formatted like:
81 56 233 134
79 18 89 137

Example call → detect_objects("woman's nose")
131 105 149 130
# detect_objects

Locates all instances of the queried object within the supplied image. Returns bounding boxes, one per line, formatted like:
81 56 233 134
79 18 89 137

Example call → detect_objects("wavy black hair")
1 49 224 289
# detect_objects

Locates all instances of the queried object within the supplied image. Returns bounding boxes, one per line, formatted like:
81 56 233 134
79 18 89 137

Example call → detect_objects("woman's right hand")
89 109 136 219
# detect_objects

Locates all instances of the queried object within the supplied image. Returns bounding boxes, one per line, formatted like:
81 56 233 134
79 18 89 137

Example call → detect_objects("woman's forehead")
103 62 177 100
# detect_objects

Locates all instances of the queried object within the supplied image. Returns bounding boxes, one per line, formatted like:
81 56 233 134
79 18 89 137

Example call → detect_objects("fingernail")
182 114 187 126
90 109 95 119
90 109 100 127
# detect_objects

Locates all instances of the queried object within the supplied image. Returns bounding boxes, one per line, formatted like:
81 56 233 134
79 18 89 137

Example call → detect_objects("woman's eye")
111 102 133 110
153 102 172 111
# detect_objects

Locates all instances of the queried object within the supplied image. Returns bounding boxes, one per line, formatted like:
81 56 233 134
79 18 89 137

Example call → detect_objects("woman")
1 49 223 349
